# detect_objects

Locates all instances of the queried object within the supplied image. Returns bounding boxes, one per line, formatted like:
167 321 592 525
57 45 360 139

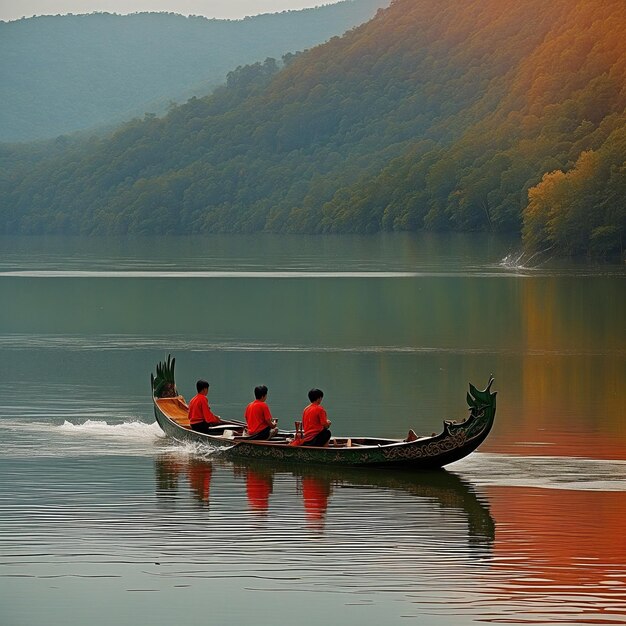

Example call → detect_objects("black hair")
254 385 268 400
196 379 210 393
308 388 324 403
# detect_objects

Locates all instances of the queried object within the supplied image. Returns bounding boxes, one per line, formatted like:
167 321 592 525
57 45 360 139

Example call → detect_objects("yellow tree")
523 150 601 255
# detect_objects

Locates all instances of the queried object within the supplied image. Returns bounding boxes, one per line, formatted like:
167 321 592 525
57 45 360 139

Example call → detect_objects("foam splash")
499 251 529 270
499 245 559 271
159 440 232 458
59 419 164 440
58 420 233 458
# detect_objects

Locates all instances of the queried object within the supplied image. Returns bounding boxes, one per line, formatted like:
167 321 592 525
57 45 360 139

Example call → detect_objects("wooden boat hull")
152 363 496 469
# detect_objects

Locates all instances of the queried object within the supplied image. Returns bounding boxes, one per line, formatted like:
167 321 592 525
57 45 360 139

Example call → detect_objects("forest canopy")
1 0 624 258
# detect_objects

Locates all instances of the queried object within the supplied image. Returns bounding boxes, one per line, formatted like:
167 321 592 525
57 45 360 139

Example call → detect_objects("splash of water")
59 420 233 457
499 245 556 270
59 419 164 441
159 440 231 458
499 250 529 270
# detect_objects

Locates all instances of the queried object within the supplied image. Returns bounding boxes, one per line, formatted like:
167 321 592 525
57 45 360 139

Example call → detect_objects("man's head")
308 388 324 403
196 380 210 394
254 385 268 400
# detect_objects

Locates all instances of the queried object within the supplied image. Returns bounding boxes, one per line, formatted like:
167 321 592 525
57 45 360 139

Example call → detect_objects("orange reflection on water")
516 351 625 460
301 475 332 530
488 485 626 622
484 276 626 461
245 468 273 513
485 428 626 461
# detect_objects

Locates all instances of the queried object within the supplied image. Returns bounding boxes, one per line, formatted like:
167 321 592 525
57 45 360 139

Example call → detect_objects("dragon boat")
151 356 496 469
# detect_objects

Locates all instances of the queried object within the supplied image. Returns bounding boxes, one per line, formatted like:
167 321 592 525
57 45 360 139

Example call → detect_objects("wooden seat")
156 396 191 428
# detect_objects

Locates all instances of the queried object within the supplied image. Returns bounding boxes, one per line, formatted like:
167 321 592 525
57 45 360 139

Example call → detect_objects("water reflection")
482 485 626 624
154 454 495 547
151 455 626 622
481 275 626 459
240 465 274 514
186 459 213 505
300 475 332 530
156 455 214 507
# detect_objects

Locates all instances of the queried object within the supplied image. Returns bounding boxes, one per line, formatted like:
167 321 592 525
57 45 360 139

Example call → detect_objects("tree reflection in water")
486 485 626 622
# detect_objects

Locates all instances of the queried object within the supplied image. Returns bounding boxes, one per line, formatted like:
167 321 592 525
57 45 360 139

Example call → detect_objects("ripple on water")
1 452 624 625
1 420 625 624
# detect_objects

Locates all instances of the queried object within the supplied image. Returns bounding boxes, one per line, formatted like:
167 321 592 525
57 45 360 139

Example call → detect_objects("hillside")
1 0 624 257
0 0 386 141
324 0 626 257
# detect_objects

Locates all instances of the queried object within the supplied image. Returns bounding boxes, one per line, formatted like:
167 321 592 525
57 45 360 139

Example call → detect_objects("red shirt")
302 403 330 440
245 399 274 436
188 393 220 425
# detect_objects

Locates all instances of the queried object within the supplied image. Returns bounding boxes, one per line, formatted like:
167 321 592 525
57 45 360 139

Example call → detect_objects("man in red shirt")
244 385 277 439
301 388 332 447
188 380 222 433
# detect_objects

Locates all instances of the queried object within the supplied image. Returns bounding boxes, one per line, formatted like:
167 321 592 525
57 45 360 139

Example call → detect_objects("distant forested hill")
1 0 624 258
0 0 386 141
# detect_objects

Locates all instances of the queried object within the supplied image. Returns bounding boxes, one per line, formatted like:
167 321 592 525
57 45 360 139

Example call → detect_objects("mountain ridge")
1 0 624 258
0 0 386 141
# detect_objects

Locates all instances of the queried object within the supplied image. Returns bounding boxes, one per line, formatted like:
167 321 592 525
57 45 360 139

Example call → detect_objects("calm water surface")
0 233 624 626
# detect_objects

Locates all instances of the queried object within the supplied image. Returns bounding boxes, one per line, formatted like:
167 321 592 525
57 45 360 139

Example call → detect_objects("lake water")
0 233 624 626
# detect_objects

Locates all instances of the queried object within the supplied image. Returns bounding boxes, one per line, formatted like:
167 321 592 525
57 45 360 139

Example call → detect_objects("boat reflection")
154 454 494 547
186 458 212 504
155 455 213 506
